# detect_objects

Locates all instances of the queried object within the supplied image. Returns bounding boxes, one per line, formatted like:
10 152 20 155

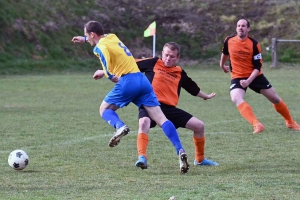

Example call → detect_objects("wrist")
84 36 87 43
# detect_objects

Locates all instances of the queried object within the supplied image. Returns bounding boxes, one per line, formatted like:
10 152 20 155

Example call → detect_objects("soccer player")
71 21 189 173
134 42 219 170
219 19 300 134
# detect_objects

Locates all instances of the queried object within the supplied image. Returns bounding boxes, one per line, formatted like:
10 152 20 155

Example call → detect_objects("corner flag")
143 21 156 57
144 21 156 37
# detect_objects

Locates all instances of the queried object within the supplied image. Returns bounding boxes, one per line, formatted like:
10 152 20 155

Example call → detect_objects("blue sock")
161 120 184 155
102 109 125 129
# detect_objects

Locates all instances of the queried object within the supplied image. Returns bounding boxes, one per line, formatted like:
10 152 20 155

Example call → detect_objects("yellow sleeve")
93 45 114 79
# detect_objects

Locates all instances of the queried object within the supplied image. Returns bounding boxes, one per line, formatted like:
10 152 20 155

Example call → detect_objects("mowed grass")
0 65 300 200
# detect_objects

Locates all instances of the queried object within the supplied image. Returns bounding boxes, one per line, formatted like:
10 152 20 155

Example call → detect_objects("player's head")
236 19 250 40
84 21 104 46
162 42 180 67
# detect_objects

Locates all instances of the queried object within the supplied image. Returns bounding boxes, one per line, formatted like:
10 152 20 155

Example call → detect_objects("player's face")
161 47 179 67
84 28 96 46
236 20 250 40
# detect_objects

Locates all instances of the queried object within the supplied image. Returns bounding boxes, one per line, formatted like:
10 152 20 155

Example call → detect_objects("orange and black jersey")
222 35 263 79
136 57 200 107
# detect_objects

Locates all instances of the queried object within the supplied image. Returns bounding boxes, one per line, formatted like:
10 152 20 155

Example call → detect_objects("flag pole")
153 34 156 57
143 21 156 57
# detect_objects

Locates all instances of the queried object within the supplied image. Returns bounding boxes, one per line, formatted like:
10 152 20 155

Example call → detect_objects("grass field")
0 65 300 200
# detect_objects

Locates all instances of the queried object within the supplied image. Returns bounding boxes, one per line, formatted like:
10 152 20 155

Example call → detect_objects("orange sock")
193 136 205 163
273 100 293 122
137 133 148 158
237 102 260 125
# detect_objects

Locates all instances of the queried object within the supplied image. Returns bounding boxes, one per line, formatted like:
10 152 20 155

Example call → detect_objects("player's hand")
110 76 119 83
221 65 229 73
71 36 85 43
93 70 105 80
240 80 249 88
203 93 216 100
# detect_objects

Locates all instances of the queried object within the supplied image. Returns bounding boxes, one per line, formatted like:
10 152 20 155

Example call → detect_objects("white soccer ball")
8 150 29 170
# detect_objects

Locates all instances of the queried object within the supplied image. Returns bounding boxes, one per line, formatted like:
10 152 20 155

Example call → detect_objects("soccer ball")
8 150 29 170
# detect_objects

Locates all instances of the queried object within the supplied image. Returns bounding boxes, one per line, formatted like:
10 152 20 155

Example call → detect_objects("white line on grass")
1 112 296 154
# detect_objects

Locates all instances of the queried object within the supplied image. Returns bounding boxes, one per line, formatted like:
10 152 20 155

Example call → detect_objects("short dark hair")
163 42 180 56
245 19 250 28
84 21 104 35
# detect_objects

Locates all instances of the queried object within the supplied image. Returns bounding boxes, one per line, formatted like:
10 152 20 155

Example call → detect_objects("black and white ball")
8 150 29 170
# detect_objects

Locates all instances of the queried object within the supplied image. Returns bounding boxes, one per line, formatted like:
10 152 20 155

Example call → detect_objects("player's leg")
185 117 219 166
166 107 218 166
260 85 300 131
100 101 123 129
101 73 145 147
135 108 154 169
133 74 189 173
100 101 130 147
133 74 186 156
250 74 300 131
231 78 263 134
144 105 189 173
143 106 185 154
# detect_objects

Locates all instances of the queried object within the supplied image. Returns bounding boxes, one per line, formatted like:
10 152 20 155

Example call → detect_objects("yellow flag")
144 21 156 37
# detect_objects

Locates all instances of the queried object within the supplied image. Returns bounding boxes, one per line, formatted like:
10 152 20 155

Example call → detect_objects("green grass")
0 58 100 75
0 65 300 200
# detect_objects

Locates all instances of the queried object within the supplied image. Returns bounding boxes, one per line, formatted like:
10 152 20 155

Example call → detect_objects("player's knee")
231 96 243 105
139 117 151 132
99 102 119 116
193 121 205 138
230 96 237 103
270 95 281 104
195 120 204 132
188 118 204 133
99 106 104 116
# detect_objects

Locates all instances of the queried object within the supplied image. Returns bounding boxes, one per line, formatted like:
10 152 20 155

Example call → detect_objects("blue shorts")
104 72 160 108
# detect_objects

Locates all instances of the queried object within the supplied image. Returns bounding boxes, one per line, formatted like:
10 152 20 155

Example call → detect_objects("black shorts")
138 103 193 129
230 74 272 94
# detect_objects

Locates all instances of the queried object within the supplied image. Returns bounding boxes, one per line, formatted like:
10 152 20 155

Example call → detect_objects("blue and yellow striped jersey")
93 34 140 79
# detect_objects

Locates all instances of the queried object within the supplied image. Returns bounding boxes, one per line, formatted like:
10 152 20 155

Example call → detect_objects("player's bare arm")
93 70 105 80
220 54 230 73
71 36 85 43
197 91 216 100
240 69 260 88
